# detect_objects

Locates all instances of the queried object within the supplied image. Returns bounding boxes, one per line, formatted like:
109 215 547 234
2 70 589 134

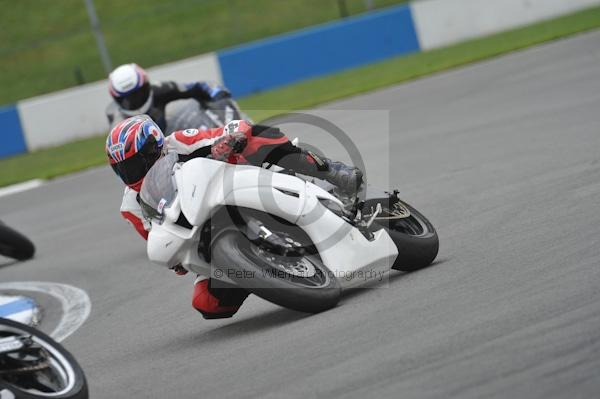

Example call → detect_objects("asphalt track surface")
2 31 600 398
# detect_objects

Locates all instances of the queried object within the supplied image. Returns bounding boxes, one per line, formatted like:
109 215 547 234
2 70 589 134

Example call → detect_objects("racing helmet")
106 115 165 191
109 63 153 115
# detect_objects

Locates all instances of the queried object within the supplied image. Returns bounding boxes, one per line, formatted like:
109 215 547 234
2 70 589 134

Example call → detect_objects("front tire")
211 231 341 313
0 318 88 399
0 224 35 261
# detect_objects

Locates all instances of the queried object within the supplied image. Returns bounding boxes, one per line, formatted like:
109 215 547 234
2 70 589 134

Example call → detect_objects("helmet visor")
110 137 161 186
116 82 151 111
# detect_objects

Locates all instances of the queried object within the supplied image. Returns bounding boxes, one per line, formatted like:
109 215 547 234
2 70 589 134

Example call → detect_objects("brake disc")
375 201 411 220
255 246 316 278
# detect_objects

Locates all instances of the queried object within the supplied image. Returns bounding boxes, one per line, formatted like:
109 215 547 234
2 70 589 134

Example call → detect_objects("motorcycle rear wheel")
364 198 438 272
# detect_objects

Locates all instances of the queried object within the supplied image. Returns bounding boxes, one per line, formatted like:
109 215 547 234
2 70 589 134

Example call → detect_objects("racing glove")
210 131 248 161
170 264 188 276
210 87 231 101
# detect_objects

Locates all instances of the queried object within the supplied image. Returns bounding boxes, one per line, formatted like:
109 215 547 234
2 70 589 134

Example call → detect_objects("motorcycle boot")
321 158 363 195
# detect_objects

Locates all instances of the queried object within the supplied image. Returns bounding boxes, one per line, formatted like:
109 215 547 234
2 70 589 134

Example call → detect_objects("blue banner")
218 5 420 97
0 105 27 158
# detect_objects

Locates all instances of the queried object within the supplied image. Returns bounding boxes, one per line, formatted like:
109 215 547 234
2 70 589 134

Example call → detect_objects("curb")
0 294 40 325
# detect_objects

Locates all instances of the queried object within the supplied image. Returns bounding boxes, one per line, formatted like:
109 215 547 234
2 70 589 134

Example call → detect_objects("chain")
0 361 50 374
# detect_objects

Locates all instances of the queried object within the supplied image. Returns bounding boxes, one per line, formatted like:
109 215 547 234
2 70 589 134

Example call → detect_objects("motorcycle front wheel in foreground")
0 318 88 399
0 224 35 261
211 231 341 313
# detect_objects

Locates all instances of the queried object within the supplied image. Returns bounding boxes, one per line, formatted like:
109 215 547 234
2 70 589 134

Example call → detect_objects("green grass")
1 6 599 188
239 6 600 115
0 0 405 106
1 135 108 187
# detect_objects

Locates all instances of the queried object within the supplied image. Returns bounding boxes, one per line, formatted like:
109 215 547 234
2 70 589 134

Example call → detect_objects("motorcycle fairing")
147 158 398 288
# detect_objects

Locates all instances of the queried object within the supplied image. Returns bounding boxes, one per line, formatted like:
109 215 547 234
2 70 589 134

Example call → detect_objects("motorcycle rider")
106 114 362 319
106 63 230 130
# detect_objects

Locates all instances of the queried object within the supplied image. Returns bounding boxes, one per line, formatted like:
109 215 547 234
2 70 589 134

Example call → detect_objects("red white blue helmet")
108 63 153 115
106 115 164 191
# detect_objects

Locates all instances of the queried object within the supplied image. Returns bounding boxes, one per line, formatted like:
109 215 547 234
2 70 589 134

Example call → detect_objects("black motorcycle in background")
0 222 35 261
164 97 251 135
0 318 88 399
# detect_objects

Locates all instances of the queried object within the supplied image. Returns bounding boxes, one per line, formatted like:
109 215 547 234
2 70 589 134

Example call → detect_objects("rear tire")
0 224 35 261
211 231 341 313
366 199 438 272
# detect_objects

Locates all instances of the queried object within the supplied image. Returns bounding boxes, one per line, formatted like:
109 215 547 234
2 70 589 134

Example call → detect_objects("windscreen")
139 152 178 221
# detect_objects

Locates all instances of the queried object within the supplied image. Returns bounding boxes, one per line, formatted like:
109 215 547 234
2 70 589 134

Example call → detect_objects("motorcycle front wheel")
0 224 35 261
0 318 88 399
211 231 341 313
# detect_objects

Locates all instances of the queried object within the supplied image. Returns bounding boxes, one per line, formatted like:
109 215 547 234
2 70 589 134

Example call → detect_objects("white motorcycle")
140 152 438 313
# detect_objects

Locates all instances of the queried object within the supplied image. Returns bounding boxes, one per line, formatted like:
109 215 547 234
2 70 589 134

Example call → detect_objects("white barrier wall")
18 52 222 150
412 0 600 50
18 81 110 151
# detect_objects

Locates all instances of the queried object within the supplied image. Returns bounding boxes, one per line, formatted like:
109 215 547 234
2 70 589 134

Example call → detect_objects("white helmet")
108 63 153 116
